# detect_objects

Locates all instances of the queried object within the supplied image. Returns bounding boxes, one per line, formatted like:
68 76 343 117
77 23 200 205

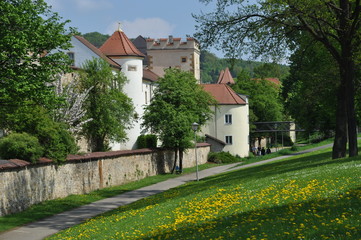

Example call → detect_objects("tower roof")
99 30 145 58
217 68 235 84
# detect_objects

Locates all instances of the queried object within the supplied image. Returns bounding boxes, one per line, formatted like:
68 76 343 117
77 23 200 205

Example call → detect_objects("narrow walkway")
0 144 332 240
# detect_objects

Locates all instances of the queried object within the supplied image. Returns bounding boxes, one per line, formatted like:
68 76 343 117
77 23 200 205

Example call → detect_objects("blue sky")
44 0 227 57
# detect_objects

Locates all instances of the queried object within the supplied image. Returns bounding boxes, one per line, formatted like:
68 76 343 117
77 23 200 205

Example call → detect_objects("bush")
4 106 78 163
208 151 242 164
137 134 157 149
0 133 44 163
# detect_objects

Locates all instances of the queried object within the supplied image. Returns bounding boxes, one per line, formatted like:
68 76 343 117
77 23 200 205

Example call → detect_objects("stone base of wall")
0 144 210 216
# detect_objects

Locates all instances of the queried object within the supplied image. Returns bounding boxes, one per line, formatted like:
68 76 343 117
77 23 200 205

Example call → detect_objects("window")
225 136 233 145
128 65 137 71
181 57 187 63
145 91 148 104
225 114 232 124
67 52 75 66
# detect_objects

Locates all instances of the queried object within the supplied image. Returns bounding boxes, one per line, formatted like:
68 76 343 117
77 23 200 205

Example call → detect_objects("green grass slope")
48 147 361 240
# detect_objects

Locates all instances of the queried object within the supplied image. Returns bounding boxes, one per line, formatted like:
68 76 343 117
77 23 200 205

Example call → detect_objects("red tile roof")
201 84 246 105
217 68 235 84
99 30 145 58
74 35 121 69
143 68 159 82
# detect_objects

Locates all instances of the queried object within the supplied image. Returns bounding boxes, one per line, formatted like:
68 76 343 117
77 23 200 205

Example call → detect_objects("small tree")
142 68 216 173
53 73 93 135
80 58 134 152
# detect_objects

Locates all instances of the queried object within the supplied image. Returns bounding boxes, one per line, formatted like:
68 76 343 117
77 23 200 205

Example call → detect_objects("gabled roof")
143 68 159 82
201 84 246 105
73 35 121 69
100 30 145 58
217 68 235 84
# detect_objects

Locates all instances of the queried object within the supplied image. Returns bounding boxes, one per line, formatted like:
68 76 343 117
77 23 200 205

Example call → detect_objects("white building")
55 31 158 151
201 68 250 157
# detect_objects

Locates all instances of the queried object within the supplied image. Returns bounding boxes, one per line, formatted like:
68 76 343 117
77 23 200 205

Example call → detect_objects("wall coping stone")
0 143 210 171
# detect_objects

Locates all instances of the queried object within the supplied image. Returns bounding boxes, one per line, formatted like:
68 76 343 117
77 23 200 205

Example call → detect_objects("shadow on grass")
141 187 361 240
88 151 360 221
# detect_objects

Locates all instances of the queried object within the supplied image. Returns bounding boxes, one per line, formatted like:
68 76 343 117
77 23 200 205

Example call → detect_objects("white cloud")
106 18 175 38
74 0 112 11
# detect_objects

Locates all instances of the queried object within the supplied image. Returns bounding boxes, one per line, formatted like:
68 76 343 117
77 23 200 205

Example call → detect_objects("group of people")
252 146 271 156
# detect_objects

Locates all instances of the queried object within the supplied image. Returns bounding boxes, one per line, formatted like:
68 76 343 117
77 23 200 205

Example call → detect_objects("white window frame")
225 114 232 124
225 136 233 145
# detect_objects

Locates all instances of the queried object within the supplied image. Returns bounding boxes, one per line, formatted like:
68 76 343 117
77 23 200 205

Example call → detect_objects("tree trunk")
332 83 347 159
171 148 178 174
179 149 184 173
342 51 358 157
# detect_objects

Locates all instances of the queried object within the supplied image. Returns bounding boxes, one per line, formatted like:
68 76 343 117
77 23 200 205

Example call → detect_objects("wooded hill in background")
81 32 289 82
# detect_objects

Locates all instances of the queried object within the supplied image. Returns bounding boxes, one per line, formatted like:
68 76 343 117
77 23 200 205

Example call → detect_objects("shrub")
208 151 242 164
4 106 78 163
137 134 157 149
0 133 44 163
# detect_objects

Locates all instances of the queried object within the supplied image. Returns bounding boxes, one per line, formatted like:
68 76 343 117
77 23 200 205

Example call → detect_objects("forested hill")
81 32 289 82
200 50 289 83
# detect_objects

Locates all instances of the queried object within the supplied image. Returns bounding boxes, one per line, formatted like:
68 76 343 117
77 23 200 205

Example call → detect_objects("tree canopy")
194 0 361 158
80 58 134 152
0 0 73 109
142 68 216 173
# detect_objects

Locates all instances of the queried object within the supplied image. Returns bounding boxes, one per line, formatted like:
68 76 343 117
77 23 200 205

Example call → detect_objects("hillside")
81 32 289 83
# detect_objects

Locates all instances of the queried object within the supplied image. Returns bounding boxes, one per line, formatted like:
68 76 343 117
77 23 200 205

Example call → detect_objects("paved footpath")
0 144 332 240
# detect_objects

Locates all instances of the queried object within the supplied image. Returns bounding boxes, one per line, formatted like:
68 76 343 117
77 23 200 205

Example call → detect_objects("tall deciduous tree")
194 0 361 158
80 58 134 152
142 68 216 173
282 37 339 136
0 0 73 109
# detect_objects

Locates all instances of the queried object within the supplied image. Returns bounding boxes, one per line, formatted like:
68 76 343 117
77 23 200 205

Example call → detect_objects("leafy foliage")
194 0 361 158
0 0 73 109
3 106 78 163
200 50 289 83
282 38 338 135
136 135 157 149
0 132 43 163
142 68 216 172
207 151 242 164
80 58 134 152
82 32 110 48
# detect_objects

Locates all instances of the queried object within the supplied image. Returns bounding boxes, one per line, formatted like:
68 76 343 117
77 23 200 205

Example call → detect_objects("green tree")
80 58 134 152
232 73 284 142
194 0 361 159
82 32 109 48
282 38 339 137
142 68 216 173
0 0 73 110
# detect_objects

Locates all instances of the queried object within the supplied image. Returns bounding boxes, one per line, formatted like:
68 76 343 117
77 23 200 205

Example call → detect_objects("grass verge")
0 163 216 233
47 145 361 240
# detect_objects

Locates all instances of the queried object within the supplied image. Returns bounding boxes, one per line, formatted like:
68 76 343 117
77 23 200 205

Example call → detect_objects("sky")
44 0 226 57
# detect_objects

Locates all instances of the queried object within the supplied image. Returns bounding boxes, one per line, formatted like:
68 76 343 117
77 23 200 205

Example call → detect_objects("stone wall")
0 144 210 216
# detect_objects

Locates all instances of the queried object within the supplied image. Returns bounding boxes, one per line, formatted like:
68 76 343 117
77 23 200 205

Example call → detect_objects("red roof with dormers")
201 84 246 105
217 68 235 84
99 30 145 58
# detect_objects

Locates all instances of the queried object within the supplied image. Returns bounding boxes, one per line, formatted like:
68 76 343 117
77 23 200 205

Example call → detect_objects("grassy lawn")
47 145 361 239
0 163 216 233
